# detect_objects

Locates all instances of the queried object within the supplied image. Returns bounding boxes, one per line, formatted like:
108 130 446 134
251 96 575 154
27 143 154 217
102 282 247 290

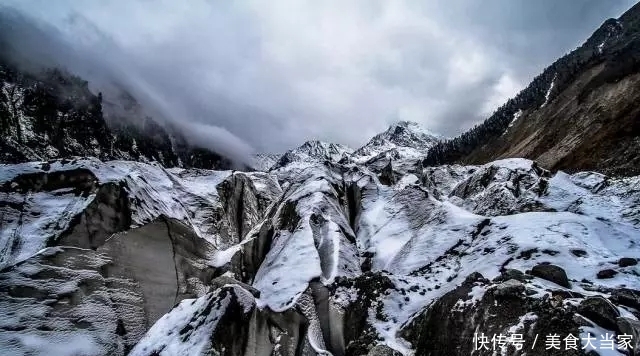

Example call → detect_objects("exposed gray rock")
367 344 402 356
59 181 132 249
492 279 525 299
130 280 343 356
378 160 396 186
529 263 571 288
494 268 529 282
611 288 640 310
98 217 217 326
447 161 551 216
578 296 621 331
0 216 218 355
401 272 583 356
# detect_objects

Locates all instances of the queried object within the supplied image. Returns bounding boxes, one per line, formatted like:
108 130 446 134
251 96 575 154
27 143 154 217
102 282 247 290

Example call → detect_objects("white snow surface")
0 158 282 268
129 290 234 356
541 74 557 108
3 138 640 356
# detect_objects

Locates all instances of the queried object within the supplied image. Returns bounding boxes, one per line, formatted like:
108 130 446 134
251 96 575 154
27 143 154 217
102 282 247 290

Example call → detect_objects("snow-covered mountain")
2 2 640 356
352 121 443 163
2 151 640 356
270 140 353 170
0 38 238 170
251 121 442 173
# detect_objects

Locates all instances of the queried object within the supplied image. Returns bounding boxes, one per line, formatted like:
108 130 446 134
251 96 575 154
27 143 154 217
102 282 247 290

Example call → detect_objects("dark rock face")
58 181 132 249
619 257 638 267
577 296 621 331
331 272 396 356
597 269 618 279
130 272 396 356
128 284 314 356
378 160 397 186
401 272 583 356
493 279 526 299
611 288 640 310
98 218 218 325
367 345 402 356
529 264 571 288
617 317 640 353
0 166 99 194
494 269 529 283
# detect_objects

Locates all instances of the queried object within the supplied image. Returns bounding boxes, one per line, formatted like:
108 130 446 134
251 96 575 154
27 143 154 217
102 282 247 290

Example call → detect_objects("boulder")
493 279 525 299
529 264 571 288
494 268 529 282
619 258 638 267
611 288 640 310
597 269 618 279
578 296 620 331
464 272 488 285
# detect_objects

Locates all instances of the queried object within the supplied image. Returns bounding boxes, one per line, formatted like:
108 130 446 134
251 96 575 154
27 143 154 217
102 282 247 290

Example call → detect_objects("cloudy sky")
2 0 637 155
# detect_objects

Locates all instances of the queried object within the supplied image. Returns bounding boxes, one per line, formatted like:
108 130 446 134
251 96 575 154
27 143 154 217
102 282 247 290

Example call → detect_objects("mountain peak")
271 140 353 169
351 121 443 162
383 121 443 140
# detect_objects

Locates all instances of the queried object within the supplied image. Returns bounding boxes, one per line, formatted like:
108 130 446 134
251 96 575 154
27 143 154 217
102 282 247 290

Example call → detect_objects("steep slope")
2 3 640 356
423 2 640 176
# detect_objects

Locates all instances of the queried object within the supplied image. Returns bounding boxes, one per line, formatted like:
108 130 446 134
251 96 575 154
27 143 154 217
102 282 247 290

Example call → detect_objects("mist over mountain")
1 0 636 153
0 7 255 166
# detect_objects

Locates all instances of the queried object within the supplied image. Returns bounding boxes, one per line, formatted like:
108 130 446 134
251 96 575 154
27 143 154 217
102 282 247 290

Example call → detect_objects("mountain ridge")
422 2 640 176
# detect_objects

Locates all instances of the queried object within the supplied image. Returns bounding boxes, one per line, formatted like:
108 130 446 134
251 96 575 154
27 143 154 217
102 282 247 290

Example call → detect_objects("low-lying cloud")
1 0 636 155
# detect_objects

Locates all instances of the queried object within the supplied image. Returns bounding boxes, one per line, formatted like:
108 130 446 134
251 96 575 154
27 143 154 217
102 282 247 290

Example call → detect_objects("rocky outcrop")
1 149 639 356
578 296 620 331
99 218 218 323
402 272 581 356
216 172 279 246
447 159 552 215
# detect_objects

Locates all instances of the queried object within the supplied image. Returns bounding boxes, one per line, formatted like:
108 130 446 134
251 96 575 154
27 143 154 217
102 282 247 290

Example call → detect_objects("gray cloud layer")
2 0 637 153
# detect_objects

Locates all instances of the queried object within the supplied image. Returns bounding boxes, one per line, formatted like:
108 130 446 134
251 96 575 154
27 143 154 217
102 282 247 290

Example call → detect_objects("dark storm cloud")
2 0 637 154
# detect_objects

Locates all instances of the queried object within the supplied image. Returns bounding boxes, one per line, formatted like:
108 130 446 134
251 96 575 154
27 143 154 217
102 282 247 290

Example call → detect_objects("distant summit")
271 140 353 170
352 120 443 163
